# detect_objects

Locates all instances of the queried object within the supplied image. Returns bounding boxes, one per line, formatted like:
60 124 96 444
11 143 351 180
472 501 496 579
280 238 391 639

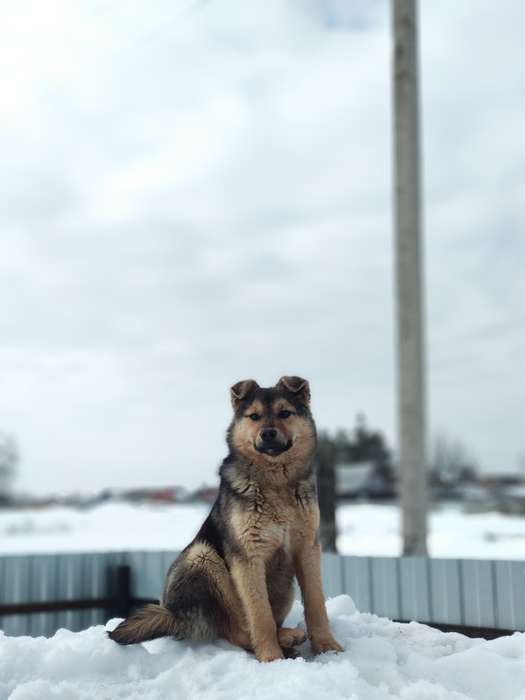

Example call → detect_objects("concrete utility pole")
392 0 428 555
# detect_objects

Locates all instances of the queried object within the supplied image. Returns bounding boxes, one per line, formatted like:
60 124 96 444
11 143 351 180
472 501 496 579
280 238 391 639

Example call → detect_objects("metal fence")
1 551 524 637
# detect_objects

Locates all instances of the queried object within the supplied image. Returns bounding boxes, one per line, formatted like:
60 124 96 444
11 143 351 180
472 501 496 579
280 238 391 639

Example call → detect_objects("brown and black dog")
108 376 342 662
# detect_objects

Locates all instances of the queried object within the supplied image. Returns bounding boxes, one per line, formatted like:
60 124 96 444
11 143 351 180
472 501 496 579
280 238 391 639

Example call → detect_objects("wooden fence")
1 551 524 637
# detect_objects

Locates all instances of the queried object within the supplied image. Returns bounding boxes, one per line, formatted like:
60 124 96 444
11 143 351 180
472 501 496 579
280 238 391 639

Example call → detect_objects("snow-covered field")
1 596 525 700
0 502 210 555
1 501 525 559
337 504 525 560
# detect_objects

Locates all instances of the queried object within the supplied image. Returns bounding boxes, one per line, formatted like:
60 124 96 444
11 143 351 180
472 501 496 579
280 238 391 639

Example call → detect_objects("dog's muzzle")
255 428 292 456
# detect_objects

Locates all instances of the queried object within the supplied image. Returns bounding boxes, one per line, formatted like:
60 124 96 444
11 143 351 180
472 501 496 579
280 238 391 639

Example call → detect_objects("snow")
2 502 525 559
0 503 209 555
337 503 525 560
1 596 525 700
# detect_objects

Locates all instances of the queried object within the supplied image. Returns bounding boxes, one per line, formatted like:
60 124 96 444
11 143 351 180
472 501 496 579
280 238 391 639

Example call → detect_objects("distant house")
111 486 188 505
453 472 525 513
336 462 396 500
496 485 525 515
481 473 524 491
430 482 490 504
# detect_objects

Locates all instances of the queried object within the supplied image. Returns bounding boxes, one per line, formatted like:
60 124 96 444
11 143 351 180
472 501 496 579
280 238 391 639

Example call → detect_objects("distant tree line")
318 416 479 489
318 413 395 482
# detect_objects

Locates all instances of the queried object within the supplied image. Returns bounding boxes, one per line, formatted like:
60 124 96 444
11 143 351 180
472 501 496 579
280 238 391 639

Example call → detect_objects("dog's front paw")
277 627 307 648
255 643 285 662
310 634 344 655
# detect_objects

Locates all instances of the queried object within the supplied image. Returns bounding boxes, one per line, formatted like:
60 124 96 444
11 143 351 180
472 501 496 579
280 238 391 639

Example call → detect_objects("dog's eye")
277 410 293 419
248 413 260 421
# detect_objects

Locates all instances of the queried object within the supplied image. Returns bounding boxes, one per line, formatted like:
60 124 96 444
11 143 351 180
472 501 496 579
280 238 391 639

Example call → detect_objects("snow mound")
1 596 525 700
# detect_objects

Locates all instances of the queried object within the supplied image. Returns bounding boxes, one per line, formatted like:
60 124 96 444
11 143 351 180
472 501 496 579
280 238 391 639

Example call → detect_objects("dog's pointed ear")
278 376 311 405
230 379 259 411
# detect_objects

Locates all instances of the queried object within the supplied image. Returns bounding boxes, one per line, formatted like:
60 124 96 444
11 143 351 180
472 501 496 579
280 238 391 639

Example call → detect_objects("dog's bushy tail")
108 604 178 645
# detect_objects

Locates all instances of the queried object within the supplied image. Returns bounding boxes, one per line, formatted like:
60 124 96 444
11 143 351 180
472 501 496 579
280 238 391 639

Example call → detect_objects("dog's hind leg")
181 546 252 651
163 542 250 647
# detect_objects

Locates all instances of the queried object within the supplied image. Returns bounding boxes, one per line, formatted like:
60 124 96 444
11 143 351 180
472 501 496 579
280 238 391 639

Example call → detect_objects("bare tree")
430 432 478 486
0 431 19 503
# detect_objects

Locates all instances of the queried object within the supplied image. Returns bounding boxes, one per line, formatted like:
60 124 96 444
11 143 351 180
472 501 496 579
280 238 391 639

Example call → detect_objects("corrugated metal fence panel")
341 556 372 614
321 553 345 598
429 558 463 625
125 550 178 600
460 560 496 629
1 555 32 637
493 560 525 631
86 552 108 628
370 557 401 620
56 554 81 632
31 555 58 637
336 556 525 630
2 552 525 637
399 557 431 622
0 552 123 637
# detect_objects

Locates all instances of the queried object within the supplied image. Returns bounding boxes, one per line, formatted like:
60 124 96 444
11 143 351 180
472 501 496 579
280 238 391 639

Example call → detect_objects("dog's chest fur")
229 476 318 558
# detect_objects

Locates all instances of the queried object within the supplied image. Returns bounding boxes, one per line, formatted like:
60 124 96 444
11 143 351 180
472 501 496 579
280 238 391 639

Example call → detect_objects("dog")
108 375 342 662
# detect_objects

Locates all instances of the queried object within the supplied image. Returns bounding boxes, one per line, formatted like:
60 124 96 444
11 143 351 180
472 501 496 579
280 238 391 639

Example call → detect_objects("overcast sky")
1 0 524 495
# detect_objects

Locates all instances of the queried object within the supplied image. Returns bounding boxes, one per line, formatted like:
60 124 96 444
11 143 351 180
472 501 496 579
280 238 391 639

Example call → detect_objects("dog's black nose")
260 428 277 441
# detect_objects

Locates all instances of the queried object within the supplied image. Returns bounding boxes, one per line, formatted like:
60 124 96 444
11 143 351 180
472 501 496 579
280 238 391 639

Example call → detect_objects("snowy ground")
337 503 525 560
0 502 210 555
1 501 525 559
1 596 525 700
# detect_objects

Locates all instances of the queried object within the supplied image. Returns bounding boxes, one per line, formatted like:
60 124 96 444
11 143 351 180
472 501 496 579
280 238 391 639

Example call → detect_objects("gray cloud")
0 0 524 494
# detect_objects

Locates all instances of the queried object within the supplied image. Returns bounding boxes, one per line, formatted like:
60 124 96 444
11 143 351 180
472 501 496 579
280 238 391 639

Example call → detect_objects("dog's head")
228 376 316 466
